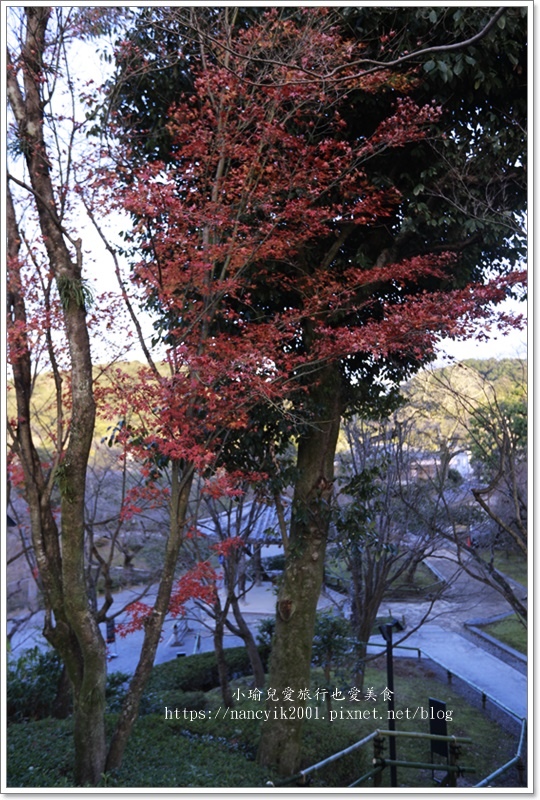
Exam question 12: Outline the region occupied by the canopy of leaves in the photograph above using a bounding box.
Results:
[108,5,527,277]
[98,8,526,475]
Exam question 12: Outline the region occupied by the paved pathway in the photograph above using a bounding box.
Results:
[9,566,528,723]
[368,624,527,720]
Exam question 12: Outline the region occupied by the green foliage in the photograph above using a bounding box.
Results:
[7,360,167,456]
[262,554,286,572]
[140,688,208,717]
[334,465,397,560]
[105,714,273,787]
[7,647,64,723]
[6,658,521,788]
[311,611,351,674]
[6,715,273,788]
[7,652,136,722]
[143,647,269,705]
[462,359,527,394]
[56,275,94,312]
[469,396,527,478]
[256,617,275,651]
[6,718,75,787]
[104,671,131,714]
[54,462,74,503]
[447,467,463,486]
[338,5,527,276]
[403,359,527,457]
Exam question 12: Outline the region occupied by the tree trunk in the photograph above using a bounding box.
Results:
[257,367,342,776]
[53,666,73,719]
[230,596,266,687]
[106,462,194,772]
[349,555,391,692]
[214,601,234,708]
[7,8,106,785]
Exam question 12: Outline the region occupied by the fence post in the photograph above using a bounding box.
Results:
[516,757,526,786]
[447,740,461,788]
[373,735,385,787]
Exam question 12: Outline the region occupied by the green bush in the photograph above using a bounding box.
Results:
[8,651,137,721]
[7,647,64,722]
[256,617,275,663]
[262,554,286,571]
[105,671,131,713]
[139,689,208,716]
[143,646,269,707]
[6,718,75,787]
[6,714,272,788]
[299,719,369,786]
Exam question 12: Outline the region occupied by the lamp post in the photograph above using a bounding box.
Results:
[379,619,403,788]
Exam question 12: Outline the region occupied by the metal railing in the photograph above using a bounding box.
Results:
[419,650,524,722]
[474,718,527,787]
[361,639,423,658]
[268,728,474,788]
[268,721,527,789]
[267,730,379,786]
[360,639,524,722]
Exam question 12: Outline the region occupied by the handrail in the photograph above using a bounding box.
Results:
[267,728,472,787]
[374,729,472,743]
[268,730,379,786]
[474,718,527,787]
[266,645,526,788]
[377,759,475,774]
[348,765,384,787]
[359,640,423,658]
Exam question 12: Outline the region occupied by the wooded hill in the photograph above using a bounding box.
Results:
[8,357,526,461]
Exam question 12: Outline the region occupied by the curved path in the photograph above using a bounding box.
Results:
[9,547,528,723]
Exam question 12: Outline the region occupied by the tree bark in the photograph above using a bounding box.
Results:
[257,365,342,775]
[214,599,235,708]
[53,666,73,719]
[106,462,194,772]
[230,596,266,687]
[7,8,107,785]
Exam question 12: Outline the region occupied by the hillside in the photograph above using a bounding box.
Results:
[7,361,168,451]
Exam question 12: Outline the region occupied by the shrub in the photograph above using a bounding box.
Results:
[106,671,131,713]
[256,617,275,663]
[262,554,286,571]
[139,689,208,716]
[7,647,64,722]
[8,651,136,721]
[142,646,268,709]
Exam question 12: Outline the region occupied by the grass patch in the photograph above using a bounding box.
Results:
[492,552,528,587]
[481,615,527,655]
[384,562,443,599]
[358,658,518,788]
[325,557,442,600]
[477,550,528,588]
[7,655,521,789]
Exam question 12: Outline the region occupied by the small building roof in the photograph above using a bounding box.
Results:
[196,500,289,545]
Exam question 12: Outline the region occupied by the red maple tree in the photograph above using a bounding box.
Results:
[99,8,525,773]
